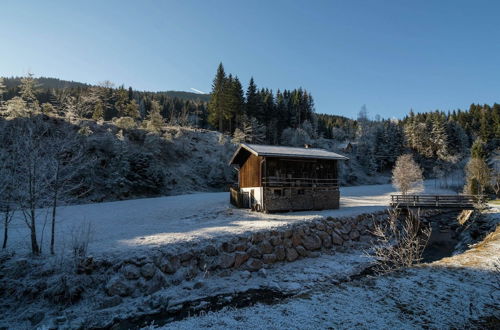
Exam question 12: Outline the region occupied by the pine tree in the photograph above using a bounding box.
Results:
[125,99,140,119]
[92,100,105,121]
[207,63,227,131]
[245,77,260,119]
[19,73,40,114]
[144,100,164,133]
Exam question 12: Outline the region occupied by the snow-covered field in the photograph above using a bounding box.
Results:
[7,181,454,256]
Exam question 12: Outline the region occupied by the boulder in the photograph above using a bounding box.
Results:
[291,233,302,247]
[218,253,235,269]
[317,231,332,248]
[349,230,360,240]
[302,234,322,250]
[295,245,309,257]
[245,258,263,271]
[122,264,141,280]
[159,256,180,274]
[286,248,298,262]
[258,240,273,254]
[247,246,262,258]
[221,242,235,253]
[204,244,218,256]
[262,253,277,264]
[270,236,282,246]
[106,276,133,297]
[331,232,344,245]
[98,296,123,309]
[234,252,249,268]
[274,246,286,261]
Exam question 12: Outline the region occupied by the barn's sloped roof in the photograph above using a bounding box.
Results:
[230,143,348,165]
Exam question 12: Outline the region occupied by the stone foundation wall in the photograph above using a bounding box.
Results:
[263,188,340,212]
[100,211,385,298]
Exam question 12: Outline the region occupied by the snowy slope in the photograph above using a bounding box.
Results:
[6,181,454,256]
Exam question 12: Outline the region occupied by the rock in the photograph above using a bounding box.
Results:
[251,232,265,243]
[204,244,218,256]
[258,240,273,254]
[286,248,298,262]
[122,264,140,280]
[262,253,277,264]
[193,280,205,289]
[218,253,235,269]
[284,238,292,248]
[180,251,193,262]
[221,242,235,253]
[234,252,249,268]
[240,270,251,279]
[295,245,309,257]
[316,223,326,231]
[318,231,332,248]
[257,268,267,278]
[55,316,67,324]
[159,256,180,274]
[331,232,343,245]
[291,233,302,247]
[270,236,282,246]
[340,226,351,235]
[247,246,262,258]
[349,230,360,240]
[274,246,286,261]
[284,229,293,238]
[235,244,247,251]
[310,251,321,258]
[98,296,123,309]
[245,258,263,271]
[76,256,94,275]
[105,276,132,297]
[302,234,322,250]
[28,311,45,326]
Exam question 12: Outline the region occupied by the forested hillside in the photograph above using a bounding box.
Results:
[0,67,499,200]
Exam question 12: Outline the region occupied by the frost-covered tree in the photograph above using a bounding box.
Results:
[280,127,311,147]
[19,73,40,114]
[0,127,17,249]
[144,100,164,133]
[392,154,423,195]
[464,158,490,197]
[232,128,247,144]
[0,77,6,101]
[243,117,266,144]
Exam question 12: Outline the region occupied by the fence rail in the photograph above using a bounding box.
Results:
[262,177,339,188]
[390,194,478,209]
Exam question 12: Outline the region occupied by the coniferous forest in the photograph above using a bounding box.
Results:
[0,63,499,203]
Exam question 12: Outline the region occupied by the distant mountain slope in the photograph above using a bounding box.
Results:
[1,76,210,102]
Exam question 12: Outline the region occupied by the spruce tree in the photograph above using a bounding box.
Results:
[207,63,227,131]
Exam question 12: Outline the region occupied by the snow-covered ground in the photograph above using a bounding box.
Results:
[146,210,500,330]
[7,181,454,256]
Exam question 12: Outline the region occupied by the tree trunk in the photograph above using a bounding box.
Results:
[2,210,8,249]
[30,208,39,254]
[50,163,60,255]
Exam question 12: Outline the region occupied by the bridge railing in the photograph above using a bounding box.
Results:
[390,194,478,208]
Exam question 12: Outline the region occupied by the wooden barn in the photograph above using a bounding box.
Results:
[229,144,348,212]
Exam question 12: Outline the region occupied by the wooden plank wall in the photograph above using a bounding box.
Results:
[240,154,262,187]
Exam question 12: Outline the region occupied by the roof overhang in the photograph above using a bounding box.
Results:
[229,143,349,166]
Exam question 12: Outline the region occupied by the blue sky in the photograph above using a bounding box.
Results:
[1,0,499,119]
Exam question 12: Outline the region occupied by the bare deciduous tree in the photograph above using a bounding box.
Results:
[392,154,423,195]
[371,208,431,273]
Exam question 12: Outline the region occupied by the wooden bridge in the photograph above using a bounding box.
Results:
[390,194,478,209]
